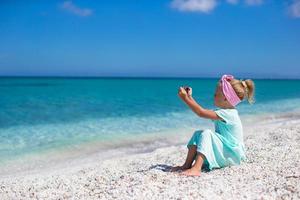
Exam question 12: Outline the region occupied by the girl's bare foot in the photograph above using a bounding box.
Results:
[170,165,190,172]
[180,168,201,176]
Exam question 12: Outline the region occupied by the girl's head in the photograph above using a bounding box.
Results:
[214,75,255,108]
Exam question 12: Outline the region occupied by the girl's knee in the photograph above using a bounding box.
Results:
[201,129,212,137]
[193,130,210,137]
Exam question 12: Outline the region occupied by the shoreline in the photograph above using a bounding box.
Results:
[0,127,195,178]
[0,112,300,199]
[1,109,298,178]
[0,111,299,175]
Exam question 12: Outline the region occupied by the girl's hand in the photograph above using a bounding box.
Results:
[178,87,189,100]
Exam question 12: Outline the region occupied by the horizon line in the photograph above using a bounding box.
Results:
[0,75,299,80]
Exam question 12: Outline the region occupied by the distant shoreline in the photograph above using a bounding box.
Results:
[0,76,299,80]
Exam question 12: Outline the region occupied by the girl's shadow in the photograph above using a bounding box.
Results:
[136,164,173,173]
[137,164,210,173]
[149,164,173,172]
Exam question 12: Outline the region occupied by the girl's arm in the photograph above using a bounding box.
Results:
[178,87,220,120]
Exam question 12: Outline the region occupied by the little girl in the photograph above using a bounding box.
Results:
[171,74,255,176]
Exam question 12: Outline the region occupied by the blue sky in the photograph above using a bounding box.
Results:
[0,0,300,78]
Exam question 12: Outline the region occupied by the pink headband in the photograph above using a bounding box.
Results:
[221,74,241,107]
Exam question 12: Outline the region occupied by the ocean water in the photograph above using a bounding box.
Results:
[0,77,300,168]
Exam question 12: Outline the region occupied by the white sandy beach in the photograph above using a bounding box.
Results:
[0,114,300,200]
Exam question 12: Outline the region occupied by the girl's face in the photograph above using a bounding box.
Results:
[214,81,226,107]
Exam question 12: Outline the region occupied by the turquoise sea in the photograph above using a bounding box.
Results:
[0,77,300,171]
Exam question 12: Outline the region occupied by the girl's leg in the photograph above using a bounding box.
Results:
[170,145,197,172]
[181,152,205,176]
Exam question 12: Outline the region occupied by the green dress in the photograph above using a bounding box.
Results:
[187,108,246,171]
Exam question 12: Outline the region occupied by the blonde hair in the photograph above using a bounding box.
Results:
[229,79,255,104]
